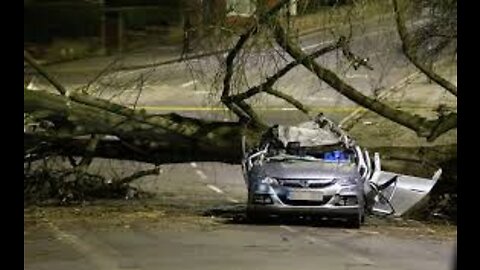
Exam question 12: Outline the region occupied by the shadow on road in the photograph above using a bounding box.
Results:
[203,204,353,229]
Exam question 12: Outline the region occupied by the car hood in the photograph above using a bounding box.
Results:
[262,161,358,179]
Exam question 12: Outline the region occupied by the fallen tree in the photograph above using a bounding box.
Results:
[25,0,456,207]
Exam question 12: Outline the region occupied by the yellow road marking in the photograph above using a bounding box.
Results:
[131,106,447,112]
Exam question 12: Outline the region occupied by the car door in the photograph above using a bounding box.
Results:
[368,154,442,216]
[369,169,442,216]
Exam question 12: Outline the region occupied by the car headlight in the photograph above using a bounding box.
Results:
[336,178,357,186]
[261,177,278,185]
[340,185,358,193]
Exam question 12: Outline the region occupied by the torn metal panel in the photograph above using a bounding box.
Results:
[369,169,441,216]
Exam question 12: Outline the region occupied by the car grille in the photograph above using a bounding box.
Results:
[279,195,333,206]
[278,179,335,189]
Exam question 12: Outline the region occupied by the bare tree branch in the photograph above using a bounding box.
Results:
[427,112,457,141]
[392,0,457,96]
[132,74,145,110]
[221,0,291,124]
[272,21,456,141]
[230,38,343,103]
[264,87,310,115]
[80,58,120,94]
[24,51,67,96]
[24,89,258,164]
[77,134,100,170]
[116,166,160,186]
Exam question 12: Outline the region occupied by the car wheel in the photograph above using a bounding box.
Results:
[246,210,267,224]
[346,212,361,229]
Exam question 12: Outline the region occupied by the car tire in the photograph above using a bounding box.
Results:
[246,210,268,224]
[361,213,366,224]
[346,212,362,229]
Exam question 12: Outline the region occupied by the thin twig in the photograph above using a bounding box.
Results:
[24,51,67,95]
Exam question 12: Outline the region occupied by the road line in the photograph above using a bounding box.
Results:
[133,105,438,112]
[301,28,393,51]
[193,90,210,94]
[207,184,225,194]
[346,74,369,79]
[280,225,298,233]
[181,80,196,88]
[44,220,123,270]
[133,106,354,112]
[227,197,240,203]
[301,41,330,50]
[301,232,376,266]
[195,169,207,180]
[189,165,240,203]
[26,77,41,90]
[304,235,317,243]
[350,255,375,266]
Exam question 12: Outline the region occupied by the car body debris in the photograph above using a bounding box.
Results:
[241,113,440,228]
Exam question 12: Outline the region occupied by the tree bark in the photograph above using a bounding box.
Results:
[272,21,456,141]
[392,0,457,96]
[25,89,266,165]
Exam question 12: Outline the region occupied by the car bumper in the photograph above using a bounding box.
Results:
[247,183,363,217]
[247,204,360,217]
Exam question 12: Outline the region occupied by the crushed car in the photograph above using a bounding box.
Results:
[241,114,441,228]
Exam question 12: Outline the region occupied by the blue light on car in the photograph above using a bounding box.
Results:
[324,150,349,162]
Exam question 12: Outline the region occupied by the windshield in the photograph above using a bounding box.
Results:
[266,148,355,163]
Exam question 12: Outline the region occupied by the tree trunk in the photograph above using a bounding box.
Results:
[24,89,266,165]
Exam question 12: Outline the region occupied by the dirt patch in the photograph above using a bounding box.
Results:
[24,202,456,241]
[364,216,456,241]
[201,204,456,240]
[24,198,232,233]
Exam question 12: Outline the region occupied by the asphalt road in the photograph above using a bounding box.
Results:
[25,162,456,270]
[24,17,456,270]
[25,223,455,270]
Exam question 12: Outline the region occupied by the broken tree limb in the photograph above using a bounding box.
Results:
[24,51,67,96]
[392,0,457,96]
[115,166,161,186]
[24,90,266,164]
[221,0,291,125]
[24,133,243,165]
[272,22,456,141]
[229,38,342,104]
[77,134,100,170]
[263,88,310,115]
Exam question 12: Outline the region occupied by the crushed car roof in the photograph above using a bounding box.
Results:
[275,122,342,147]
[267,114,353,148]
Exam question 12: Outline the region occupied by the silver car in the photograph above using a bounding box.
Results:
[242,115,441,228]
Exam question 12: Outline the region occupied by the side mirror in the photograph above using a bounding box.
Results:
[374,152,381,172]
